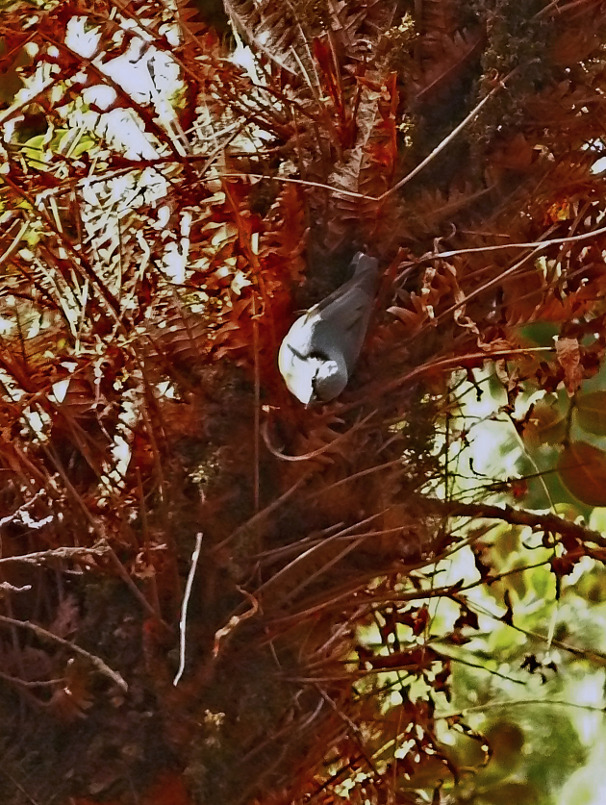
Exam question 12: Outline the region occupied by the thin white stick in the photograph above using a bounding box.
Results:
[173,531,203,686]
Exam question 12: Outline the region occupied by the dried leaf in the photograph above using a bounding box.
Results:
[557,441,606,506]
[555,337,583,393]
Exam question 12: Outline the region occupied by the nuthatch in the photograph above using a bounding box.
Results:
[278,251,378,404]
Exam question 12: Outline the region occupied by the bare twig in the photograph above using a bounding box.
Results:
[378,72,514,201]
[0,545,111,567]
[438,698,606,720]
[0,766,41,805]
[0,582,31,594]
[262,410,376,461]
[342,346,554,412]
[212,471,310,555]
[414,221,606,264]
[213,586,259,658]
[0,615,127,691]
[431,498,606,547]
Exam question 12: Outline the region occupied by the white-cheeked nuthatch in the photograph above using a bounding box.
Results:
[278,251,378,404]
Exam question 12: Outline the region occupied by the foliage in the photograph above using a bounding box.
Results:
[1,0,606,803]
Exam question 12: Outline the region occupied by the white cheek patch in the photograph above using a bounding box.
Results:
[313,359,348,401]
[283,356,320,405]
[315,360,340,383]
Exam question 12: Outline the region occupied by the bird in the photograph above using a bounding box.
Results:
[278,251,379,404]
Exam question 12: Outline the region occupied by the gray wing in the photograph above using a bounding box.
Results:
[283,252,378,367]
[312,252,378,317]
[308,255,378,367]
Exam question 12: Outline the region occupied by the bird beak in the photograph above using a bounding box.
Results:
[305,392,319,409]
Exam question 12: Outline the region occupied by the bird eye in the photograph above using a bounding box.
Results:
[288,344,306,360]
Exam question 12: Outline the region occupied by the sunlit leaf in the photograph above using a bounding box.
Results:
[21,133,50,168]
[523,396,567,447]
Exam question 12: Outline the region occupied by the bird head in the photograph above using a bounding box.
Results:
[312,356,348,402]
[278,344,348,405]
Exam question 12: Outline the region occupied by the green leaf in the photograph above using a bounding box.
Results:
[575,391,606,435]
[21,133,49,168]
[479,781,538,805]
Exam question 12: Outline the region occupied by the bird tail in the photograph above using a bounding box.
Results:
[350,251,379,293]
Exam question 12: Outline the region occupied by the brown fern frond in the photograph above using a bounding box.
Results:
[224,0,314,74]
[413,26,485,104]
